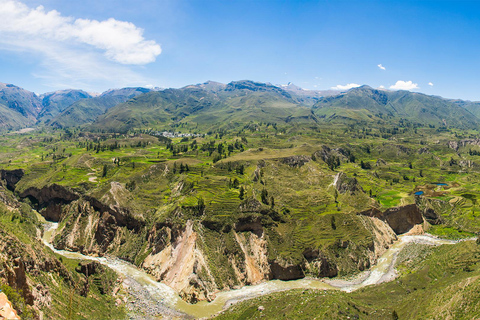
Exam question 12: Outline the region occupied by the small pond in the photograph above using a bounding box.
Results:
[414,191,424,196]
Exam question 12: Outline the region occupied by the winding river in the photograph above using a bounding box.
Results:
[42,223,464,319]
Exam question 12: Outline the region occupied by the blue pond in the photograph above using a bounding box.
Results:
[414,191,424,196]
[435,183,448,186]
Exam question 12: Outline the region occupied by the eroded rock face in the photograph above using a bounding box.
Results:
[233,230,270,285]
[359,204,425,235]
[382,205,424,234]
[313,145,353,164]
[303,248,338,278]
[280,155,311,168]
[0,293,20,320]
[0,169,24,191]
[76,261,102,277]
[447,139,480,151]
[269,260,304,280]
[416,197,448,225]
[235,216,263,237]
[142,221,217,303]
[0,229,72,318]
[20,184,79,222]
[334,172,364,194]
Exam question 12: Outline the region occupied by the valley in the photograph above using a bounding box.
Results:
[0,80,480,319]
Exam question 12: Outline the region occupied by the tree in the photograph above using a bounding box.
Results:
[232,178,239,189]
[239,186,245,200]
[392,310,399,320]
[102,164,108,177]
[261,188,269,205]
[195,197,205,216]
[331,215,336,230]
[360,160,371,170]
[236,164,245,175]
[326,154,340,171]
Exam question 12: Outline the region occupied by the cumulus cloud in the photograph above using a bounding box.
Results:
[331,83,361,90]
[0,0,161,64]
[378,85,385,89]
[0,0,162,90]
[389,80,419,90]
[377,64,386,70]
[428,82,434,86]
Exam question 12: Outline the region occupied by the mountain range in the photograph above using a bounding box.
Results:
[1,80,480,132]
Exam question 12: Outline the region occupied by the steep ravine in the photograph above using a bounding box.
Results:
[19,182,433,304]
[42,221,466,319]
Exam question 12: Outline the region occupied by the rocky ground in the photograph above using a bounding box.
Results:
[122,275,189,320]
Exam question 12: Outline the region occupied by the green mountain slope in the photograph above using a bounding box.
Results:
[0,83,42,120]
[90,80,317,132]
[0,103,35,130]
[50,87,152,128]
[313,86,480,128]
[0,83,42,130]
[453,99,480,118]
[38,89,92,123]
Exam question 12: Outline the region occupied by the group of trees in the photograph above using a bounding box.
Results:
[360,160,372,170]
[172,162,190,174]
[261,188,274,207]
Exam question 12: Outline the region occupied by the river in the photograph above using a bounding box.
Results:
[42,223,464,319]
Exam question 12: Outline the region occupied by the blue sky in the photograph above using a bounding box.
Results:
[1,0,480,100]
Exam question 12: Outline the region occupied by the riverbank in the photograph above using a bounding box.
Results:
[42,222,469,319]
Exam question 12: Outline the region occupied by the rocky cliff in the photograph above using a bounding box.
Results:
[359,204,425,235]
[0,292,20,319]
[24,181,403,303]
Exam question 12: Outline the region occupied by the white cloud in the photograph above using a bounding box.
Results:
[377,64,386,70]
[0,0,161,64]
[428,82,434,86]
[331,83,361,90]
[378,85,385,89]
[389,80,419,90]
[0,0,162,90]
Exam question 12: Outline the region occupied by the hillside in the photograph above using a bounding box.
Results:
[49,87,152,128]
[2,81,480,133]
[90,80,317,132]
[0,83,153,131]
[89,82,480,132]
[0,83,42,130]
[38,90,93,123]
[313,85,480,128]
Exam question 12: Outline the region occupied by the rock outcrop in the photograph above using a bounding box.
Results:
[0,169,24,191]
[280,155,311,168]
[303,249,338,278]
[447,139,480,151]
[382,205,424,234]
[20,184,79,221]
[0,293,20,319]
[0,227,73,319]
[333,172,364,194]
[142,221,217,303]
[416,197,448,225]
[359,204,424,234]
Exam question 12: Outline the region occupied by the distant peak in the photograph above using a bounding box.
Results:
[226,80,280,91]
[279,82,306,91]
